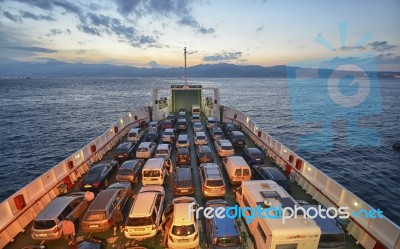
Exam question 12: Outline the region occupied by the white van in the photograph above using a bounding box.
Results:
[141,158,171,186]
[124,186,165,239]
[127,127,145,142]
[222,156,252,185]
[191,104,201,115]
[234,180,321,249]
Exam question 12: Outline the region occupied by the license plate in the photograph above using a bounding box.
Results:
[38,234,47,237]
[134,228,145,231]
[118,155,124,158]
[181,189,188,193]
[84,185,91,188]
[256,159,261,161]
[89,225,99,228]
[179,239,189,242]
[150,178,158,180]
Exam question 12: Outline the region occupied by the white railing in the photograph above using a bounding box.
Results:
[0,107,150,249]
[222,106,400,249]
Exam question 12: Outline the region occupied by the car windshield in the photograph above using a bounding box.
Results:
[143,170,160,177]
[177,179,192,188]
[85,167,103,180]
[126,216,153,226]
[84,211,106,221]
[197,135,205,139]
[177,140,187,144]
[221,145,233,150]
[171,224,195,236]
[164,131,172,136]
[118,169,133,175]
[156,149,168,154]
[115,148,128,153]
[214,131,223,135]
[207,179,224,187]
[217,236,241,247]
[33,220,56,229]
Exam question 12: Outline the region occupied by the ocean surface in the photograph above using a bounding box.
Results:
[0,78,399,225]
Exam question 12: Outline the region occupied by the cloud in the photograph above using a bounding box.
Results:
[114,0,141,16]
[46,28,63,36]
[178,16,215,34]
[20,10,55,21]
[3,11,22,22]
[376,53,400,64]
[148,60,159,68]
[368,41,396,52]
[15,0,82,15]
[339,46,366,51]
[5,46,58,53]
[203,51,243,62]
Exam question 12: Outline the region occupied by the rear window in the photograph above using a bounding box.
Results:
[217,236,241,247]
[171,224,195,236]
[207,179,224,187]
[197,135,205,139]
[214,131,223,135]
[243,169,250,176]
[176,180,192,188]
[164,131,172,136]
[83,211,106,221]
[137,147,148,152]
[156,149,168,154]
[234,134,244,139]
[118,169,133,175]
[221,145,233,150]
[143,170,160,177]
[126,216,153,226]
[33,220,56,229]
[129,133,137,137]
[320,234,345,243]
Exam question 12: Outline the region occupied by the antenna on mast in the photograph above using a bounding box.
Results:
[184,47,187,85]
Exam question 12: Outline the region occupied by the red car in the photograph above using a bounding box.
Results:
[163,120,173,129]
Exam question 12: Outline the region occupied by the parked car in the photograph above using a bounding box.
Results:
[106,182,133,198]
[145,129,160,142]
[176,134,190,148]
[242,147,265,166]
[81,185,130,232]
[191,114,201,124]
[205,199,242,249]
[227,131,246,148]
[163,197,199,249]
[79,161,118,192]
[148,120,161,130]
[177,118,187,130]
[154,143,172,159]
[214,139,235,157]
[166,114,177,125]
[116,159,144,183]
[176,147,191,165]
[31,192,87,240]
[222,123,238,137]
[173,167,195,197]
[192,122,204,132]
[210,126,224,140]
[205,117,217,129]
[194,131,207,145]
[127,128,145,142]
[162,128,178,143]
[136,142,157,159]
[196,145,214,164]
[77,238,106,249]
[124,186,165,239]
[253,166,292,193]
[163,119,174,129]
[113,142,138,162]
[199,163,226,198]
[178,109,186,116]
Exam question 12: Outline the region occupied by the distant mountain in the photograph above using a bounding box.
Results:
[0,59,398,78]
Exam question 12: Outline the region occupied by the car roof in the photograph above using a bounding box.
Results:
[147,129,158,134]
[177,147,189,154]
[204,167,222,179]
[129,128,141,132]
[261,167,287,180]
[117,142,133,149]
[120,160,139,169]
[173,202,194,225]
[196,131,205,136]
[176,167,192,180]
[198,146,211,152]
[218,139,232,145]
[231,131,244,136]
[129,192,157,217]
[88,189,119,210]
[304,205,345,234]
[138,142,153,148]
[157,144,170,149]
[246,147,262,154]
[207,117,216,121]
[212,214,240,237]
[35,196,78,220]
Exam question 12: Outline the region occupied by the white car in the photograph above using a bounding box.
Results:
[136,142,157,159]
[176,134,190,148]
[162,128,177,143]
[194,132,207,145]
[164,197,199,249]
[192,122,204,132]
[191,114,200,123]
[155,143,171,159]
[214,139,235,157]
[127,128,145,142]
[205,117,217,129]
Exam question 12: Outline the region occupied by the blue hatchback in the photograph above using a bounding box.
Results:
[205,199,242,249]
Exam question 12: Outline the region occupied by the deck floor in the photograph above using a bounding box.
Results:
[6,114,362,249]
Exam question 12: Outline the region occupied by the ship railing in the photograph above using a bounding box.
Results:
[222,106,400,249]
[0,107,151,249]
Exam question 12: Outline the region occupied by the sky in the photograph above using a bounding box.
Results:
[0,0,399,71]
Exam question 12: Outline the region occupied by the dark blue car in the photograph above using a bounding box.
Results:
[253,166,292,194]
[79,161,118,192]
[205,199,242,249]
[242,147,265,166]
